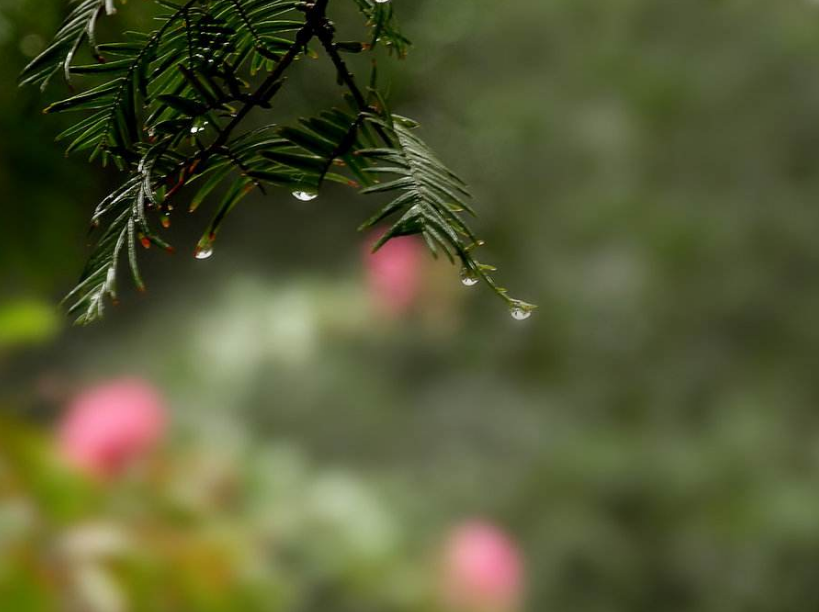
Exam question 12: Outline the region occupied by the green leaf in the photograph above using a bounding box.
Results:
[19,0,110,90]
[359,117,532,311]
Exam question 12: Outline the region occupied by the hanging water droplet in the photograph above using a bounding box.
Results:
[510,305,532,321]
[292,190,317,202]
[194,244,213,260]
[460,268,479,287]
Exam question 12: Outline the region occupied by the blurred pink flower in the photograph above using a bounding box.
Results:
[441,521,524,612]
[57,378,166,479]
[363,232,425,317]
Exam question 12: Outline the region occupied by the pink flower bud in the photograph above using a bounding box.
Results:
[363,232,425,318]
[57,378,166,479]
[441,521,525,612]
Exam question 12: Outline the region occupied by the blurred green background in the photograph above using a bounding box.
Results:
[5,0,819,610]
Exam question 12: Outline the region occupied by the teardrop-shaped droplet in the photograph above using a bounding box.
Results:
[292,190,317,202]
[510,306,532,321]
[161,215,171,229]
[460,268,479,287]
[194,244,213,260]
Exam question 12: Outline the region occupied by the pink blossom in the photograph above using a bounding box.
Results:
[441,521,524,612]
[363,232,425,317]
[57,378,166,479]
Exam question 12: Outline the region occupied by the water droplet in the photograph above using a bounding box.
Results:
[140,236,151,249]
[510,306,532,321]
[292,190,317,202]
[161,215,171,229]
[190,121,209,135]
[375,0,390,4]
[194,244,213,260]
[460,268,479,287]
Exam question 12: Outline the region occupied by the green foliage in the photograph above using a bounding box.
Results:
[21,0,532,324]
[18,0,111,90]
[0,416,427,611]
[359,117,536,316]
[350,0,410,57]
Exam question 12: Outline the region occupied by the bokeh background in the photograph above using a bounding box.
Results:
[5,0,819,610]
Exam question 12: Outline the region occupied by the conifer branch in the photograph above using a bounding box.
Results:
[21,0,535,323]
[172,0,328,195]
[315,23,392,145]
